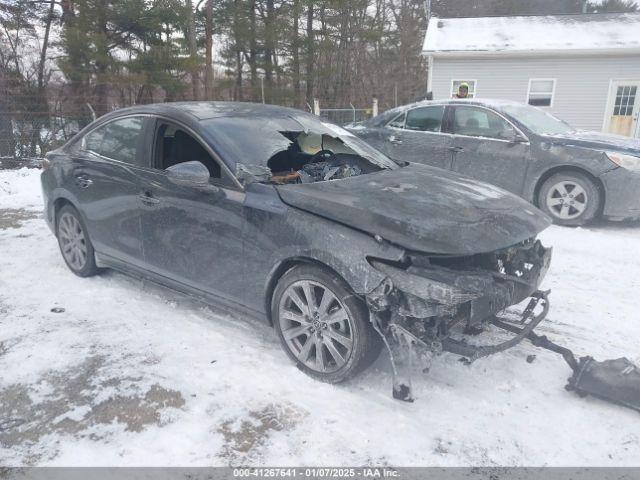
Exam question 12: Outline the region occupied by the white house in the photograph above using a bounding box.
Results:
[422,13,640,138]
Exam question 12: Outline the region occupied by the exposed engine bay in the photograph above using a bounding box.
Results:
[267,130,384,184]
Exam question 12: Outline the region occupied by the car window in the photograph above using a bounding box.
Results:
[453,106,513,140]
[153,121,237,188]
[83,117,144,164]
[502,104,573,135]
[388,112,405,129]
[405,106,445,132]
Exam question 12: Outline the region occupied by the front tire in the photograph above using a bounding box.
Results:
[538,172,601,226]
[272,264,382,384]
[56,205,99,277]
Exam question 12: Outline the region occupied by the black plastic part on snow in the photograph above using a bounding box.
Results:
[392,384,414,402]
[567,357,640,413]
[492,315,640,414]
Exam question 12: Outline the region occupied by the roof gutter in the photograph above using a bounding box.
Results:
[422,48,640,59]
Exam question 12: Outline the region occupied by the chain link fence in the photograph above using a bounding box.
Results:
[0,114,93,169]
[0,88,95,169]
[318,106,372,126]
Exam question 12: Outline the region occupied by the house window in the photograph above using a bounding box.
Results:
[614,85,637,116]
[528,79,556,107]
[451,80,476,98]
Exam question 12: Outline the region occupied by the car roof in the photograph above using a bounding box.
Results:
[363,98,525,127]
[100,101,308,122]
[399,98,524,112]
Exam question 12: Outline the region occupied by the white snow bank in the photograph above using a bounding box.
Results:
[0,167,43,211]
[1,169,639,466]
[423,13,640,54]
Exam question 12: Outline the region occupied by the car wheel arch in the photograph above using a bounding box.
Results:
[263,256,359,328]
[53,197,77,230]
[532,166,606,213]
[53,196,96,240]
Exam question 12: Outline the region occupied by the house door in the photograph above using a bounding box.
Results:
[605,81,640,138]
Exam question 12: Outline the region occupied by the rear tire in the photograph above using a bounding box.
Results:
[272,264,382,384]
[56,204,99,277]
[537,172,600,226]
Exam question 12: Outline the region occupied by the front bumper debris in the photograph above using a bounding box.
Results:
[366,240,552,402]
[493,317,640,414]
[441,290,550,362]
[567,357,640,412]
[365,236,640,413]
[371,290,550,402]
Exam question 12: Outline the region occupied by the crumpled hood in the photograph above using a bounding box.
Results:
[546,131,640,155]
[276,163,551,255]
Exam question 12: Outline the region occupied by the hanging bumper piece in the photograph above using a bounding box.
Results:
[492,313,640,414]
[376,288,640,413]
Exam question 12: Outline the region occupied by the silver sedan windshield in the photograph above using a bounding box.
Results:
[502,105,574,136]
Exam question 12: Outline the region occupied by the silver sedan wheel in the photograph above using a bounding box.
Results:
[545,181,588,220]
[278,280,354,373]
[58,212,88,271]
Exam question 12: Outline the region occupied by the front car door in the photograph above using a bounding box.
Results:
[382,105,452,169]
[448,105,531,195]
[136,118,247,306]
[68,115,150,268]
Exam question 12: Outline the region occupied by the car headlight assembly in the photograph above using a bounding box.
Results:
[606,151,640,173]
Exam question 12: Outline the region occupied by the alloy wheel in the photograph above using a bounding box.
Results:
[278,280,354,373]
[58,212,88,271]
[545,181,588,220]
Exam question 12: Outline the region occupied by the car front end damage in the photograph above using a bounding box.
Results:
[365,238,553,401]
[363,237,640,412]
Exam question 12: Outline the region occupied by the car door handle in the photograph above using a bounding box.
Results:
[388,135,403,145]
[449,146,465,153]
[139,192,160,205]
[74,174,93,188]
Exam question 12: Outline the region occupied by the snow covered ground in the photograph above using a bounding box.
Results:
[1,167,639,467]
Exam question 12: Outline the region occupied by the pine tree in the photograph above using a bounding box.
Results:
[587,0,638,12]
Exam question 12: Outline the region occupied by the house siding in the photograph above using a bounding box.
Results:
[430,55,640,132]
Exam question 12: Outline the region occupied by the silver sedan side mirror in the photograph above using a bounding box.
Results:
[503,127,527,144]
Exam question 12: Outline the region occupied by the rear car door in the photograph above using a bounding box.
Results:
[69,115,149,267]
[449,105,531,195]
[382,105,451,169]
[136,118,247,305]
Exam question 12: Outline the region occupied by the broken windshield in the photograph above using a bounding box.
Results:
[203,113,399,185]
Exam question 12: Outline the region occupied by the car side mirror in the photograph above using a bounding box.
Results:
[166,161,210,185]
[503,127,526,144]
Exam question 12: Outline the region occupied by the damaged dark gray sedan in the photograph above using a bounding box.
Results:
[41,102,553,400]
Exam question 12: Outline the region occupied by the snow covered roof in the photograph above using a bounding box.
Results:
[423,13,640,57]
